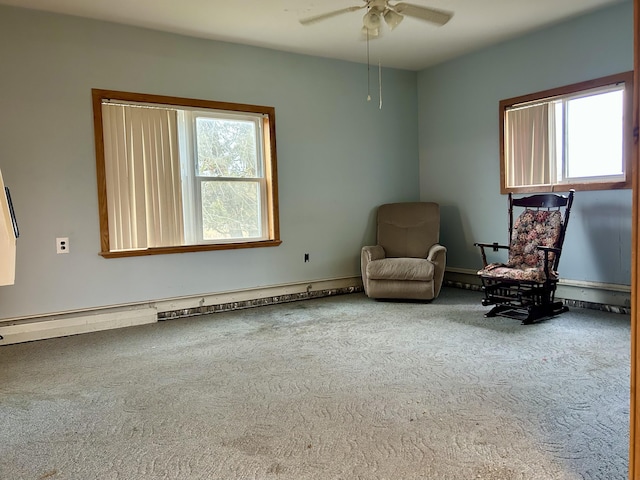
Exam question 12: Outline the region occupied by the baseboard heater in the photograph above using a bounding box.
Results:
[158,285,363,320]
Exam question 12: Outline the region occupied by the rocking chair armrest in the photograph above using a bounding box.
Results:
[536,246,561,279]
[474,242,510,250]
[536,246,561,255]
[474,242,510,267]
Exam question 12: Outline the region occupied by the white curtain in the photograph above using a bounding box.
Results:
[102,103,184,250]
[505,103,556,187]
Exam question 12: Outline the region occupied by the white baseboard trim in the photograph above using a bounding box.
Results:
[0,277,364,346]
[444,267,631,312]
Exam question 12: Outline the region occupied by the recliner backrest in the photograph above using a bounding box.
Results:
[377,202,440,258]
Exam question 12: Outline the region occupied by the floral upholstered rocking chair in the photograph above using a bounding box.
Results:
[474,190,574,324]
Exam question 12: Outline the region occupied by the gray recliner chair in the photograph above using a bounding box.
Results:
[361,202,447,301]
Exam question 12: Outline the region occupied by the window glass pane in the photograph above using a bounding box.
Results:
[200,181,261,240]
[565,90,623,178]
[196,117,258,178]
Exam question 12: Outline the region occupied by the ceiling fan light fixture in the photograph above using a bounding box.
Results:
[361,25,380,38]
[383,9,403,30]
[362,10,382,30]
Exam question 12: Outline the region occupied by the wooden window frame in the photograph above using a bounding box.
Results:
[92,89,281,258]
[499,71,634,194]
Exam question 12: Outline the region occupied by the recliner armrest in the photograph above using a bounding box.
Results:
[427,243,447,298]
[361,245,386,296]
[361,245,386,262]
[427,244,446,263]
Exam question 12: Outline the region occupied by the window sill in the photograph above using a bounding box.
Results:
[99,239,282,258]
[501,178,631,194]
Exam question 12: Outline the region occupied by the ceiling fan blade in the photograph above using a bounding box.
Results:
[299,5,365,26]
[391,3,453,26]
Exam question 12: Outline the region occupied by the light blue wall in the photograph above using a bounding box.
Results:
[0,6,419,318]
[418,1,634,286]
[1,2,632,319]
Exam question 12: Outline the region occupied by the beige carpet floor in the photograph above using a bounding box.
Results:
[0,287,630,480]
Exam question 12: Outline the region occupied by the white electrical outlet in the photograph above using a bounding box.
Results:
[56,237,69,254]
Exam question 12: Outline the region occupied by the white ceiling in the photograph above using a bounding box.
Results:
[0,0,627,70]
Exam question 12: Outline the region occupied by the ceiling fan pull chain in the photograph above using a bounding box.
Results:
[378,60,382,109]
[366,30,371,102]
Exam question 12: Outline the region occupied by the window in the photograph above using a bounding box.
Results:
[92,89,280,258]
[499,72,633,194]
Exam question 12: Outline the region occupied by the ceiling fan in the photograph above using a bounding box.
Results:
[299,0,453,38]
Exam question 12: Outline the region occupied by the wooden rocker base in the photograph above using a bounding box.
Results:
[484,301,569,325]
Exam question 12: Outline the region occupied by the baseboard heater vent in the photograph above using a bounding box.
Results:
[562,298,630,315]
[157,285,364,321]
[444,280,483,292]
